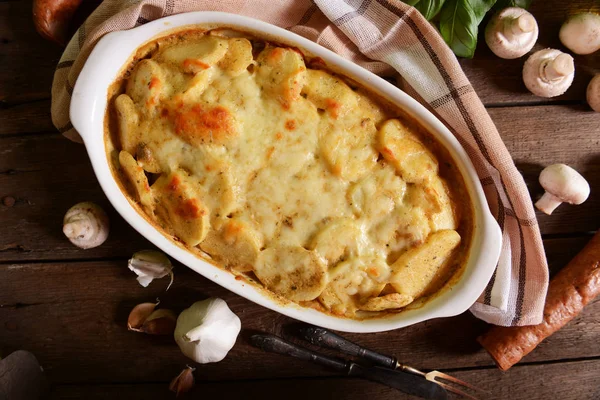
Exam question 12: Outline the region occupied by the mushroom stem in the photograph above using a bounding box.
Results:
[504,14,536,39]
[535,192,563,215]
[540,53,574,82]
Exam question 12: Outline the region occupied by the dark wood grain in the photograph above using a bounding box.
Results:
[0,99,54,136]
[0,234,597,384]
[460,0,600,106]
[489,105,600,235]
[0,134,151,262]
[48,359,600,400]
[0,1,62,104]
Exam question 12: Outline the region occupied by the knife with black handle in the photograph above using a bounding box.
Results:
[250,334,448,400]
[298,326,399,368]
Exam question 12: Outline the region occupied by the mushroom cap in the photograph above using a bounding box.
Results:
[63,201,110,249]
[586,74,600,112]
[539,164,590,205]
[485,7,539,59]
[523,49,575,98]
[559,13,600,55]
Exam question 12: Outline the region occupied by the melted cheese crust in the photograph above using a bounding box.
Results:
[106,30,471,319]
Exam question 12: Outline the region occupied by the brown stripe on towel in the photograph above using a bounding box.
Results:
[56,60,74,70]
[481,176,495,186]
[505,208,538,227]
[484,188,506,304]
[165,0,175,16]
[430,85,474,109]
[333,0,373,25]
[297,1,318,26]
[58,122,74,134]
[136,16,149,26]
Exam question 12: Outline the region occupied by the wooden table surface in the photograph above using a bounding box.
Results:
[1,1,599,399]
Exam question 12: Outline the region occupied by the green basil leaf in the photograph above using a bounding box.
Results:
[439,0,497,58]
[415,0,447,20]
[403,0,422,6]
[493,0,532,10]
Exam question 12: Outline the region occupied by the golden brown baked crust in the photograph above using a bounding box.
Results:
[105,28,473,319]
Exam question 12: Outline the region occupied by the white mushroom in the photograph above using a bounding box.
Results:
[586,74,600,112]
[523,49,575,97]
[559,13,600,55]
[485,7,539,59]
[535,164,590,215]
[63,202,109,249]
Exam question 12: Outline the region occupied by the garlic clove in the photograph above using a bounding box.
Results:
[128,250,174,289]
[127,302,158,332]
[142,309,177,335]
[127,302,177,335]
[174,298,241,364]
[169,366,195,397]
[63,202,109,249]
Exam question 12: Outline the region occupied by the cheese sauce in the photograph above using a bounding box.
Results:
[106,29,473,319]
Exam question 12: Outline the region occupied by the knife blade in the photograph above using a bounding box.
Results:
[250,334,447,400]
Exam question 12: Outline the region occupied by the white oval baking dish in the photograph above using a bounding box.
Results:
[71,11,502,333]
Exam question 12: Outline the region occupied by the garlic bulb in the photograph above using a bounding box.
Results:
[63,202,109,249]
[128,250,174,288]
[174,298,241,364]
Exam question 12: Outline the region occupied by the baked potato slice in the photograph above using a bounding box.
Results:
[126,59,166,108]
[359,293,414,311]
[406,177,457,231]
[255,246,327,302]
[378,119,438,184]
[256,46,307,109]
[309,218,365,266]
[158,35,229,73]
[370,204,431,256]
[320,118,379,181]
[200,217,263,272]
[118,150,154,210]
[319,256,390,316]
[302,69,358,119]
[348,163,406,219]
[390,229,461,298]
[152,170,210,246]
[218,38,253,76]
[114,94,141,155]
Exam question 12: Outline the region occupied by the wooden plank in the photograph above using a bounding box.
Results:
[0,99,54,136]
[1,104,597,262]
[488,105,599,235]
[459,0,600,106]
[0,236,597,384]
[0,134,151,262]
[0,1,63,103]
[0,0,598,108]
[49,359,600,399]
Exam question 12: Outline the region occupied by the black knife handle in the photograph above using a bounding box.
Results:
[349,364,448,400]
[299,326,397,369]
[250,334,349,372]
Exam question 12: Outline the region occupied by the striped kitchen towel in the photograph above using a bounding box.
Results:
[50,0,549,326]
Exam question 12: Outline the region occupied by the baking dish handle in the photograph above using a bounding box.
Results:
[70,30,129,143]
